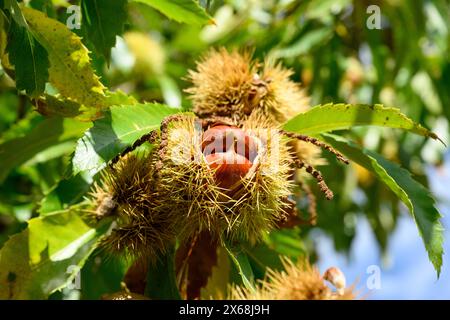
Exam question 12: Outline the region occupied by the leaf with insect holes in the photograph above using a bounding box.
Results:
[0,210,112,299]
[131,0,214,26]
[323,134,444,276]
[81,0,127,64]
[0,117,91,183]
[72,103,178,176]
[22,7,106,108]
[4,0,49,97]
[283,103,444,143]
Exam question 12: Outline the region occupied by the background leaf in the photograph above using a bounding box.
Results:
[39,173,94,216]
[323,134,444,275]
[0,117,90,183]
[81,0,127,63]
[131,0,213,26]
[0,210,111,299]
[271,28,332,59]
[224,242,255,291]
[72,103,177,176]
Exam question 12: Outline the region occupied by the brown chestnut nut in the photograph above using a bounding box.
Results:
[202,125,258,162]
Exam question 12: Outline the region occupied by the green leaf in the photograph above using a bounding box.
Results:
[22,7,106,108]
[3,0,27,27]
[0,10,7,59]
[224,242,255,291]
[81,0,127,63]
[144,246,181,299]
[0,110,42,143]
[4,1,49,96]
[81,251,130,300]
[29,0,55,17]
[0,210,112,299]
[131,0,214,26]
[242,243,284,280]
[0,117,91,183]
[265,229,307,258]
[72,103,178,176]
[323,134,444,276]
[271,28,332,59]
[283,103,443,143]
[39,172,94,216]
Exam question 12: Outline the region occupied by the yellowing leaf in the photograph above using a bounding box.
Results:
[22,7,106,108]
[0,210,112,299]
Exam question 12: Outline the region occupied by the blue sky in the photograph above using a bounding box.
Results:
[316,152,450,299]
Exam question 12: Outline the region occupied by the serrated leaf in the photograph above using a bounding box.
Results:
[105,90,138,106]
[81,0,127,63]
[37,94,94,119]
[72,103,178,176]
[22,7,106,107]
[323,134,444,276]
[0,117,91,183]
[0,210,112,299]
[200,245,230,299]
[4,1,49,96]
[175,232,218,299]
[37,90,137,121]
[283,103,443,143]
[132,0,213,26]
